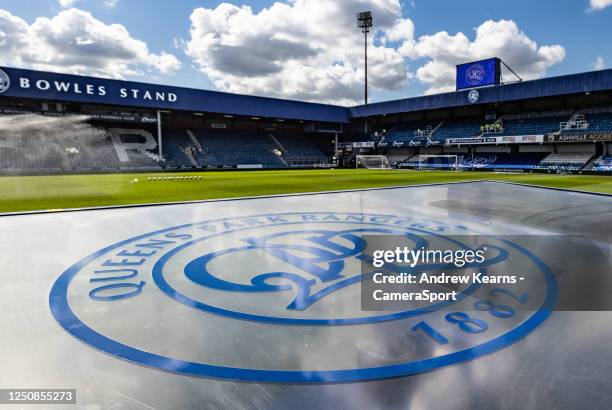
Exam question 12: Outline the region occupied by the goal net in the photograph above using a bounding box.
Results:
[417,155,459,171]
[356,155,392,169]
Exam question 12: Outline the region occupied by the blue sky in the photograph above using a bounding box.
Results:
[0,0,610,105]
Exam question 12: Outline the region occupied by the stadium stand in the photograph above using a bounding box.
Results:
[3,108,610,174]
[0,118,162,173]
[480,122,503,134]
[107,128,161,169]
[189,129,286,168]
[535,152,594,171]
[0,111,334,173]
[431,118,482,141]
[490,111,573,136]
[273,132,329,166]
[2,66,612,175]
[162,129,199,169]
[376,109,609,145]
[591,156,612,172]
[463,153,548,169]
[396,153,548,170]
[577,108,612,133]
[383,121,440,143]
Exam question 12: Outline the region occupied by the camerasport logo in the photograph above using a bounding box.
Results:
[49,212,556,383]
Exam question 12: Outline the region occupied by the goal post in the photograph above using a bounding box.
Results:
[356,155,392,169]
[417,155,459,171]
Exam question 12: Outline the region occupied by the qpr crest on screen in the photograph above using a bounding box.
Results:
[466,64,486,85]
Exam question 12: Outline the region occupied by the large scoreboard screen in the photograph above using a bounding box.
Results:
[456,58,501,90]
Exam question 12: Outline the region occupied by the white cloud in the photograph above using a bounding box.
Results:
[58,0,81,8]
[59,0,118,8]
[184,2,565,104]
[593,56,606,70]
[3,3,566,104]
[589,0,612,10]
[184,0,412,105]
[0,8,180,79]
[404,20,565,94]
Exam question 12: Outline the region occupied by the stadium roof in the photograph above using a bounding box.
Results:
[349,68,612,118]
[1,66,612,124]
[0,66,349,123]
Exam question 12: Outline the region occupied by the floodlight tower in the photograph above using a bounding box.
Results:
[356,11,373,105]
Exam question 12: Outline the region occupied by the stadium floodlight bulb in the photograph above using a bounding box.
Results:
[356,11,373,33]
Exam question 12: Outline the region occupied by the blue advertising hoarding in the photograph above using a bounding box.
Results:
[456,58,501,90]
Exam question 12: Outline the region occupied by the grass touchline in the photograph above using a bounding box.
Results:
[1,169,611,213]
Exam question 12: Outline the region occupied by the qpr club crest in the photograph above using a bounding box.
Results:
[0,69,10,93]
[465,63,485,85]
[49,212,556,383]
[468,89,480,104]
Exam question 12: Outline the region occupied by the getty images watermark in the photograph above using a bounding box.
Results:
[0,389,76,404]
[361,235,612,312]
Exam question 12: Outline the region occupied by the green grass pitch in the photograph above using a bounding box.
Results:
[0,169,610,213]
